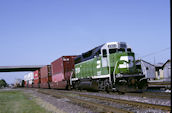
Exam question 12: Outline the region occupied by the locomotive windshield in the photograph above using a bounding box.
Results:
[127,48,132,52]
[109,48,127,54]
[109,49,117,54]
[118,48,125,52]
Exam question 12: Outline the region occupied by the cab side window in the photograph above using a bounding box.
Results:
[103,49,107,57]
[95,50,101,57]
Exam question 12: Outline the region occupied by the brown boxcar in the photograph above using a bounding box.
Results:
[50,56,77,89]
[40,65,52,88]
[33,70,41,88]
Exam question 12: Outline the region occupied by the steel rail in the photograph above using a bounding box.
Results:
[125,92,171,99]
[96,90,171,100]
[79,93,171,111]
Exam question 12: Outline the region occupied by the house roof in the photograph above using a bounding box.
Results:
[162,59,171,68]
[135,59,155,66]
[155,63,164,67]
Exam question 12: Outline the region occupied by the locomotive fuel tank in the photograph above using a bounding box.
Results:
[77,79,99,91]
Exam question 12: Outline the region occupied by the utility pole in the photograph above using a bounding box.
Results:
[154,56,156,66]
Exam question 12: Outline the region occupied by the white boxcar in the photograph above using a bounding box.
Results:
[24,74,29,81]
[28,72,34,84]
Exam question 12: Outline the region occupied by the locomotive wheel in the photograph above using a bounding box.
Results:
[104,79,112,93]
[66,84,71,90]
[73,81,79,90]
[139,79,148,90]
[66,81,71,90]
[105,85,110,93]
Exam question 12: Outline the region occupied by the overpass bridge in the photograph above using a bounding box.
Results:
[0,65,44,72]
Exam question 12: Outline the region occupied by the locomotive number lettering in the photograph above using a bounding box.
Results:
[75,68,80,74]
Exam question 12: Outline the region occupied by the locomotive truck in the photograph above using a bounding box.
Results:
[70,42,148,92]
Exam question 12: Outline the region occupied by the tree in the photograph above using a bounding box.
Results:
[14,78,23,87]
[0,79,7,88]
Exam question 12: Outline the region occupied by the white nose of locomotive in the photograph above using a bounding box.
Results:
[118,56,134,69]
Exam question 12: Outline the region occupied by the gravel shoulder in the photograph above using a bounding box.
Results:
[21,89,95,113]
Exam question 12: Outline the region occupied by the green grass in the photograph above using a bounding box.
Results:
[0,90,50,113]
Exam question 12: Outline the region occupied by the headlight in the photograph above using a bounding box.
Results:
[116,74,123,78]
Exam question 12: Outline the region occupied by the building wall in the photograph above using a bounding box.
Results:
[141,61,156,80]
[155,69,164,79]
[163,61,171,81]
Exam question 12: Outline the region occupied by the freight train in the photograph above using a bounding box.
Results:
[24,42,148,92]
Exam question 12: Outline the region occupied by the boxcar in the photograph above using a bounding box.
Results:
[33,70,41,88]
[40,65,52,88]
[50,56,77,89]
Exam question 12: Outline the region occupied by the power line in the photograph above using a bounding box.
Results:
[141,47,170,58]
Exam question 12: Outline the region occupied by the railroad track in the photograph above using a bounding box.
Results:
[71,88,171,100]
[148,81,171,85]
[148,81,171,89]
[37,89,171,113]
[95,90,171,100]
[37,89,132,113]
[55,90,171,111]
[125,92,171,100]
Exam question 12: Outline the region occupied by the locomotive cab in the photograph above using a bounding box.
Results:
[101,42,147,92]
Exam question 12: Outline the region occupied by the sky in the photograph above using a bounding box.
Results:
[0,0,170,84]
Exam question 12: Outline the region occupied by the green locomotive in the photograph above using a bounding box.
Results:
[71,42,147,92]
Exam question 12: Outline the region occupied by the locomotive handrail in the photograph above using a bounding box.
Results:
[113,60,129,75]
[70,70,74,85]
[113,60,131,82]
[113,60,120,82]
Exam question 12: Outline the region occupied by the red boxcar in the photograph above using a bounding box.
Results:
[24,81,27,87]
[33,70,41,88]
[40,65,52,88]
[50,56,77,89]
[26,81,29,88]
